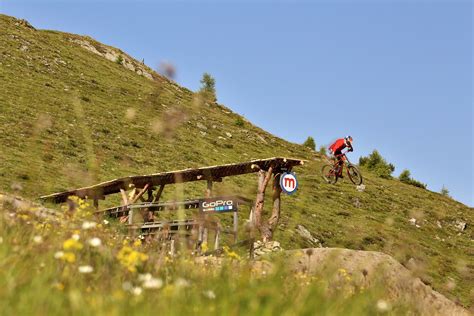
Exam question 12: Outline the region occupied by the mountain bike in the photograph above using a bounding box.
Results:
[322,153,363,185]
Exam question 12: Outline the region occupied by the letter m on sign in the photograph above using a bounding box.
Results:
[284,177,295,189]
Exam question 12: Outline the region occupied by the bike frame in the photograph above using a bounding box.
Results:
[333,153,352,169]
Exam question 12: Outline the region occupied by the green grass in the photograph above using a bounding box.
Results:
[0,14,472,309]
[0,197,410,315]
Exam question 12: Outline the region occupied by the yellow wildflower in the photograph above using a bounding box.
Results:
[62,251,76,263]
[53,282,65,291]
[63,238,83,251]
[116,246,148,273]
[223,246,241,260]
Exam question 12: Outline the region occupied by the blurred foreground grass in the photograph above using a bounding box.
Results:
[0,197,406,316]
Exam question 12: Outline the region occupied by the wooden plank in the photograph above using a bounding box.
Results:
[40,157,306,203]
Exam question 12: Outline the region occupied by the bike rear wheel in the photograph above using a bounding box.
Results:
[347,165,363,185]
[322,164,338,184]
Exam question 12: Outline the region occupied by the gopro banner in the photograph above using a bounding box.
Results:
[280,172,298,195]
[199,197,238,213]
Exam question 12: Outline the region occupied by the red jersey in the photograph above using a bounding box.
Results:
[329,138,352,153]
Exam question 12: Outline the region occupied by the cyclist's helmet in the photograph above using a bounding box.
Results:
[344,135,353,145]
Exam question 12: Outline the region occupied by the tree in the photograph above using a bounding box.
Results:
[359,150,395,179]
[440,185,450,197]
[303,136,316,151]
[199,72,217,103]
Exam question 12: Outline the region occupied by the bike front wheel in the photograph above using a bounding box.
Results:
[347,165,363,185]
[322,164,338,184]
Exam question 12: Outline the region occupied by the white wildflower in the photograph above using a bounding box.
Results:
[82,221,97,230]
[72,234,80,241]
[174,278,190,288]
[138,273,153,282]
[54,251,64,259]
[103,219,109,225]
[143,278,163,289]
[33,236,43,244]
[132,287,143,296]
[376,299,390,312]
[88,237,102,247]
[203,290,216,299]
[122,282,133,291]
[78,265,94,274]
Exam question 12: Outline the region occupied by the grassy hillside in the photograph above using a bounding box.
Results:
[0,14,472,308]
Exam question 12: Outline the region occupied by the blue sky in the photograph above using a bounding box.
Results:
[1,1,472,206]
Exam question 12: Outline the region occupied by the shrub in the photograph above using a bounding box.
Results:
[399,169,411,182]
[235,117,245,127]
[359,150,395,179]
[115,54,124,65]
[199,72,217,103]
[303,136,316,151]
[398,169,427,189]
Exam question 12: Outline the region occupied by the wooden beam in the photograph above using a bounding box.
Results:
[130,184,150,204]
[152,185,165,203]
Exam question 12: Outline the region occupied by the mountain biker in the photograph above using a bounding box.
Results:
[328,136,353,177]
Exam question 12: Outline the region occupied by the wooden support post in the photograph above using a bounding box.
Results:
[202,180,212,246]
[170,239,175,257]
[120,189,129,206]
[146,186,154,202]
[265,173,282,241]
[233,211,238,243]
[205,180,213,198]
[253,167,273,241]
[153,184,165,203]
[214,229,220,250]
[128,208,134,225]
[93,198,99,210]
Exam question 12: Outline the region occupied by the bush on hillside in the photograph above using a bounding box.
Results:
[235,117,245,127]
[398,169,427,189]
[359,150,395,179]
[319,146,327,156]
[115,54,123,65]
[303,136,316,151]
